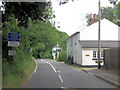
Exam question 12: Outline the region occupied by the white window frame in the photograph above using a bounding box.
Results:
[100,51,104,59]
[93,50,104,60]
[93,51,98,59]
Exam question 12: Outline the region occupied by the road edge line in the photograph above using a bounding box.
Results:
[33,57,37,74]
[34,64,37,73]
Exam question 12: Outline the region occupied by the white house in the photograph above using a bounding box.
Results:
[67,19,119,67]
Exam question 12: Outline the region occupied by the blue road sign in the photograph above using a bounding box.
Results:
[8,33,20,42]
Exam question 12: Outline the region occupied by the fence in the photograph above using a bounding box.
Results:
[104,48,120,70]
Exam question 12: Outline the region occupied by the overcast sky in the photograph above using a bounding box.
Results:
[51,0,115,36]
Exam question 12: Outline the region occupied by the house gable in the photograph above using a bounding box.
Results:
[80,19,119,41]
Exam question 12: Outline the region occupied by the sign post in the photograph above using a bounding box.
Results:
[8,50,16,56]
[8,33,20,46]
[8,33,20,62]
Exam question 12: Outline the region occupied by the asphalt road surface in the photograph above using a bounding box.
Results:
[23,59,116,89]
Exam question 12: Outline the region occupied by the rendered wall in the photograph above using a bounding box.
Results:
[67,33,82,65]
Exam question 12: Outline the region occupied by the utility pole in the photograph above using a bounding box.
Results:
[98,0,101,69]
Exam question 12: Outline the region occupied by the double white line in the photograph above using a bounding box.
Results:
[44,61,64,83]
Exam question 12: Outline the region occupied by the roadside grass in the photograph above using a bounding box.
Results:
[49,58,84,70]
[65,62,84,70]
[2,49,36,88]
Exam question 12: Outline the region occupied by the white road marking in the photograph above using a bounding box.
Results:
[58,71,61,73]
[61,87,67,88]
[41,59,43,61]
[59,74,64,83]
[45,61,57,73]
[34,64,38,73]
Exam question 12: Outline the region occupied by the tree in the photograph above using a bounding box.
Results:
[85,14,91,26]
[86,3,120,26]
[101,4,120,26]
[2,2,68,60]
[25,18,68,59]
[2,2,54,28]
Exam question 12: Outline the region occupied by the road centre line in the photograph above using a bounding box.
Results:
[58,74,64,83]
[44,61,64,83]
[45,61,57,73]
[58,71,61,73]
[61,87,67,88]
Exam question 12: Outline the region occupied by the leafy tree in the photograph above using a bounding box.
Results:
[19,18,68,59]
[2,2,55,28]
[85,14,91,26]
[101,3,120,26]
[2,15,68,61]
[86,3,120,26]
[2,1,68,60]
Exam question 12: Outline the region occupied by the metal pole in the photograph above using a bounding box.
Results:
[98,0,101,69]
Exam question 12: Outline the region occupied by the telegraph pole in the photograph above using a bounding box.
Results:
[98,0,101,69]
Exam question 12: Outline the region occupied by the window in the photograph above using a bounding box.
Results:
[93,50,104,60]
[93,51,97,58]
[75,35,77,45]
[101,51,104,59]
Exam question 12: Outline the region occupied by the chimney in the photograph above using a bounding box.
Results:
[90,14,99,25]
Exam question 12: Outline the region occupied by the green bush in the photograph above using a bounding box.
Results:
[57,50,67,62]
[2,48,36,88]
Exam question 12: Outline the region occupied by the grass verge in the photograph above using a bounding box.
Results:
[66,63,84,70]
[2,51,36,88]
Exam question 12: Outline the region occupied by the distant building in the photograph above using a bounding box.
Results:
[67,19,119,67]
[52,43,62,59]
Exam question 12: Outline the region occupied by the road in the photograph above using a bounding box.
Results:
[23,59,116,89]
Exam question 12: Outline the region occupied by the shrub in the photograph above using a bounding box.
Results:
[65,56,74,64]
[57,50,67,62]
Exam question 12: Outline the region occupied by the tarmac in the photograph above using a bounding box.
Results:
[82,67,120,88]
